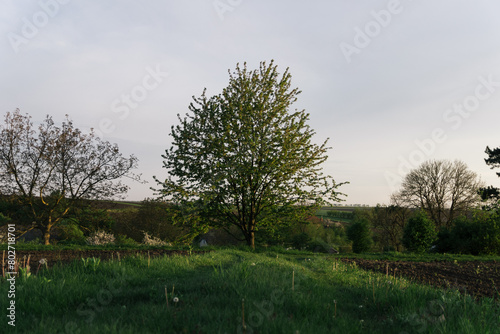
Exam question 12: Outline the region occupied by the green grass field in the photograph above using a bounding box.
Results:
[1,248,499,333]
[316,207,358,224]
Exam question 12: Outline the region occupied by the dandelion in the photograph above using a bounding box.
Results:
[251,263,256,266]
[36,258,48,275]
[173,297,179,303]
[359,305,363,309]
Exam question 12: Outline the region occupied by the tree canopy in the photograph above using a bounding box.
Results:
[155,61,345,248]
[0,110,138,244]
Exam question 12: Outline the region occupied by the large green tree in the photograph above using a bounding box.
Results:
[0,110,138,244]
[155,61,345,248]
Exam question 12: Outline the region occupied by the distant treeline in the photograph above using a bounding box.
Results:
[326,210,355,220]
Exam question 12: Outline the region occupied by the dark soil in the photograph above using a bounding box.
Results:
[340,258,500,300]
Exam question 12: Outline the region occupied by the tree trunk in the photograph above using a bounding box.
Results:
[250,231,255,250]
[245,230,255,250]
[43,225,52,245]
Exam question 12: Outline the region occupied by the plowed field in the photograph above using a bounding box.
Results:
[340,258,500,299]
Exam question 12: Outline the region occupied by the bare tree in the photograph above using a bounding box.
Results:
[394,160,483,229]
[0,110,138,244]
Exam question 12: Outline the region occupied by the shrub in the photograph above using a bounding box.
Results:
[114,234,138,246]
[142,231,168,246]
[434,227,454,253]
[57,219,86,245]
[291,232,311,249]
[435,211,500,255]
[301,220,349,250]
[402,211,437,253]
[111,199,193,244]
[347,219,372,253]
[478,212,500,255]
[86,230,115,246]
[450,217,482,254]
[74,206,115,234]
[0,212,11,224]
[306,238,340,253]
[197,226,244,246]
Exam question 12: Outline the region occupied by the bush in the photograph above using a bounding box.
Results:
[86,230,115,246]
[347,219,372,253]
[402,211,437,253]
[142,231,168,246]
[435,211,500,255]
[306,238,340,253]
[111,199,193,244]
[434,227,454,253]
[479,212,500,255]
[114,234,138,247]
[303,220,349,248]
[57,219,86,245]
[450,217,482,254]
[74,206,115,234]
[291,232,311,249]
[197,226,244,246]
[0,212,11,224]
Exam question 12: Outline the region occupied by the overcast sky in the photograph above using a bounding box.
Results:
[2,0,500,205]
